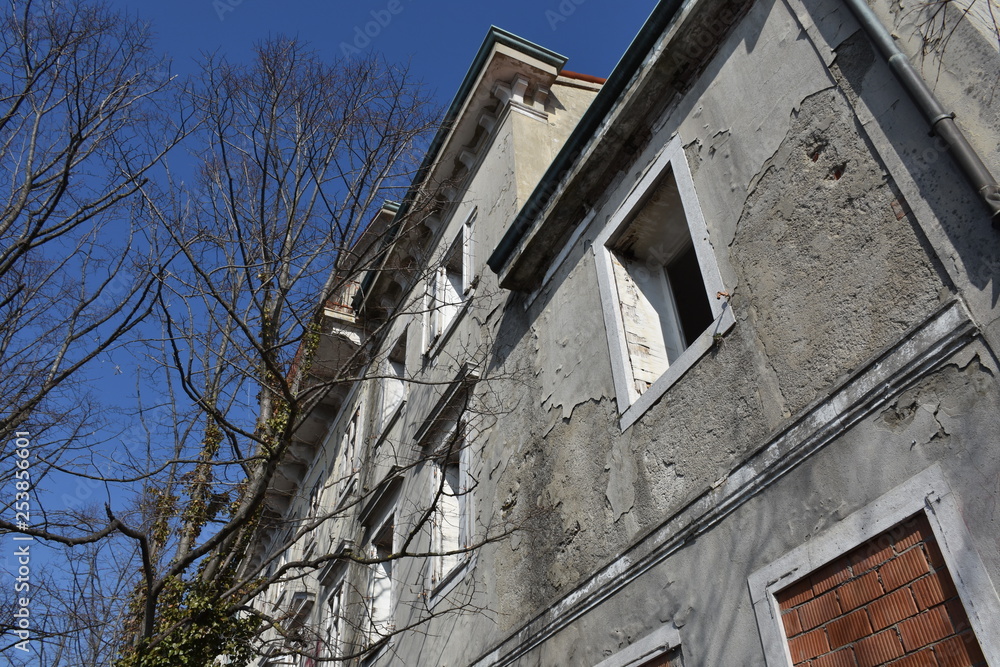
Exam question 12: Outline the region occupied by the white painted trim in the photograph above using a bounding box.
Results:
[426,552,478,610]
[748,463,1000,667]
[412,362,480,444]
[593,624,682,667]
[619,305,735,431]
[593,134,734,427]
[420,382,479,606]
[425,288,475,361]
[425,209,478,360]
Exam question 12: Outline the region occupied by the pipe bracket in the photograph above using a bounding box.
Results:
[928,112,956,134]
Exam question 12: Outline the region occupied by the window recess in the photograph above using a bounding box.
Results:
[426,209,477,355]
[594,134,733,429]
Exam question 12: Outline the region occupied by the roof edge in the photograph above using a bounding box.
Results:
[486,1,680,284]
[353,27,566,311]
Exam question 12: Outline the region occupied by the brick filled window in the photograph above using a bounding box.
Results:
[636,653,676,667]
[775,514,985,667]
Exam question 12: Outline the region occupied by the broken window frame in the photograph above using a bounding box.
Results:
[593,134,734,430]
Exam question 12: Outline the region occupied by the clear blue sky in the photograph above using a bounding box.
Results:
[111,0,659,104]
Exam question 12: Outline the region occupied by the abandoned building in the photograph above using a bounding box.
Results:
[245,0,1000,663]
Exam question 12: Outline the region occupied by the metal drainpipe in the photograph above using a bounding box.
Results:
[843,0,1000,227]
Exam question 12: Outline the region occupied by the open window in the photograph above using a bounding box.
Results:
[320,581,345,661]
[429,426,472,590]
[594,135,733,429]
[375,330,407,435]
[335,409,361,507]
[366,515,395,645]
[414,366,479,603]
[317,551,351,663]
[426,209,476,353]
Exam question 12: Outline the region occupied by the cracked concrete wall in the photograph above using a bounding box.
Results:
[426,0,1000,663]
[365,0,1000,663]
[516,344,1000,667]
[786,0,1000,350]
[476,0,951,631]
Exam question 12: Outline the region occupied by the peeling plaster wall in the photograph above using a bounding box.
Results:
[783,0,1000,350]
[510,345,1000,667]
[373,68,607,667]
[480,0,950,630]
[442,0,1000,663]
[727,86,947,412]
[355,0,1000,664]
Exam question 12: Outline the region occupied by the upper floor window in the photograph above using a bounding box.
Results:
[375,330,407,435]
[426,209,476,353]
[319,580,345,661]
[335,409,361,506]
[594,135,734,429]
[414,367,479,603]
[429,422,473,590]
[316,551,351,665]
[366,514,395,646]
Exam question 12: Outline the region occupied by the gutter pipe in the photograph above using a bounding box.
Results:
[843,0,1000,226]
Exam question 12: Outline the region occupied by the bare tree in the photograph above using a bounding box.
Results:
[0,0,180,440]
[0,3,524,662]
[111,34,517,666]
[0,0,182,660]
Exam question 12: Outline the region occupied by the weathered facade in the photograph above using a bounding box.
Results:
[248,0,1000,664]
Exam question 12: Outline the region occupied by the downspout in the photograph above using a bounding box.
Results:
[843,0,1000,227]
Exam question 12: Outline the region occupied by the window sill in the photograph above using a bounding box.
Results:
[359,637,394,667]
[425,291,474,362]
[426,552,476,609]
[618,304,735,431]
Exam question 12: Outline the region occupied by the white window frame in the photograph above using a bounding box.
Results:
[365,510,396,647]
[748,464,1000,667]
[319,580,345,661]
[335,409,362,508]
[316,550,351,664]
[425,208,477,356]
[307,467,326,518]
[375,330,408,438]
[593,624,683,667]
[426,418,475,604]
[413,366,479,605]
[593,134,734,430]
